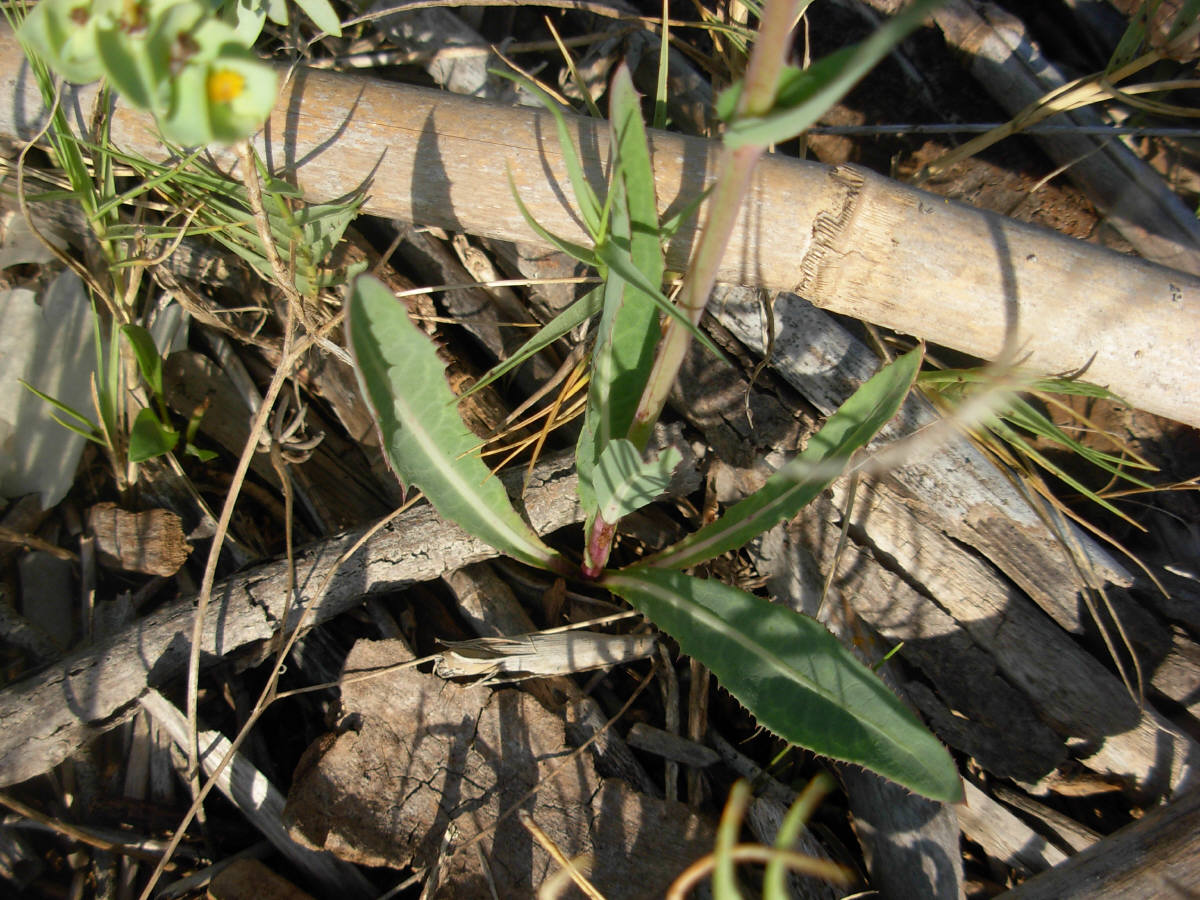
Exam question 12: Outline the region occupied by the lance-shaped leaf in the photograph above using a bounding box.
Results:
[348,274,565,573]
[576,65,666,517]
[604,568,963,803]
[594,439,682,523]
[646,346,921,570]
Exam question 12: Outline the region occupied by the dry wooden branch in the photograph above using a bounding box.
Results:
[0,24,1196,428]
[0,452,585,788]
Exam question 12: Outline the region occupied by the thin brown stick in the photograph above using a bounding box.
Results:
[0,792,177,867]
[518,810,604,900]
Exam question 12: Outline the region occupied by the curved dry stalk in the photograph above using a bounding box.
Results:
[665,845,853,899]
[917,18,1200,183]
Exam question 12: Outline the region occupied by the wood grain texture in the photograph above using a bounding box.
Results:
[0,24,1197,427]
[1000,787,1200,898]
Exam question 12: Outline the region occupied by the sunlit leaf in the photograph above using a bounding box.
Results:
[347,274,566,573]
[292,0,341,35]
[604,568,962,803]
[594,439,682,522]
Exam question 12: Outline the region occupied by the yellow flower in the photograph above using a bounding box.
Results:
[206,67,245,104]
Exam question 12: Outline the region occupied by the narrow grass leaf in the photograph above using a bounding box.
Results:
[594,439,682,522]
[721,0,944,149]
[460,285,603,401]
[348,275,565,572]
[647,346,921,569]
[764,774,836,900]
[18,380,103,441]
[604,568,962,803]
[493,69,602,235]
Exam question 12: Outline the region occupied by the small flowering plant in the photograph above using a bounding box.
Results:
[17,0,338,145]
[348,0,964,803]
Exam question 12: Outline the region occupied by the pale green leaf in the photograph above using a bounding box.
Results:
[604,568,962,803]
[594,439,682,522]
[347,274,565,573]
[293,0,341,36]
[647,346,921,569]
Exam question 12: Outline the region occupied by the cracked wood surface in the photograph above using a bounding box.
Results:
[0,454,584,787]
[0,23,1197,427]
[284,638,716,898]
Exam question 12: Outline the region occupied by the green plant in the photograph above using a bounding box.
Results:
[16,0,341,146]
[21,316,216,469]
[348,0,961,803]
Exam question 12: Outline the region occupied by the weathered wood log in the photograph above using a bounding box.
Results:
[0,24,1197,428]
[999,787,1200,898]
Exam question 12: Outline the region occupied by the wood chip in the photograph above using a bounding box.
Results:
[86,502,191,577]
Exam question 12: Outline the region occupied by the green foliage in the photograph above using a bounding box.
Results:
[576,66,670,565]
[348,2,961,802]
[100,144,366,297]
[594,439,682,523]
[648,347,922,570]
[347,276,568,574]
[16,0,340,145]
[604,568,962,803]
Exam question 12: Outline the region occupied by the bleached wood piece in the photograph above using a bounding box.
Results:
[929,0,1200,276]
[1,25,1197,428]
